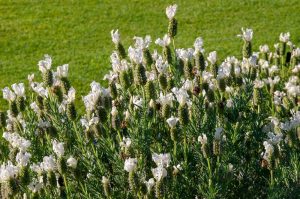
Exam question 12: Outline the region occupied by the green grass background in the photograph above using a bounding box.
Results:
[1,0,300,109]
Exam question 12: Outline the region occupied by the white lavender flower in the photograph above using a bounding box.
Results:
[56,64,69,78]
[214,127,223,140]
[207,51,217,65]
[152,153,171,167]
[111,29,120,44]
[28,179,43,193]
[38,54,52,73]
[133,35,151,49]
[152,166,167,181]
[120,137,132,149]
[0,161,19,183]
[279,32,290,43]
[166,116,179,128]
[124,158,138,172]
[2,87,16,101]
[67,156,78,169]
[166,4,177,20]
[52,140,65,157]
[12,83,25,97]
[155,34,171,47]
[144,178,155,192]
[259,44,269,53]
[40,155,56,172]
[237,28,253,42]
[194,37,204,53]
[198,134,208,145]
[16,151,32,167]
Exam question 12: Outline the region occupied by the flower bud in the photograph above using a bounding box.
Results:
[218,78,226,92]
[47,171,57,187]
[43,70,53,87]
[67,103,77,121]
[168,18,177,38]
[145,81,157,100]
[0,111,6,128]
[162,104,171,119]
[184,60,194,79]
[143,48,153,67]
[159,74,168,91]
[120,71,131,90]
[176,58,184,75]
[206,89,215,103]
[60,77,71,94]
[195,52,206,71]
[9,101,18,117]
[163,46,172,64]
[52,86,64,103]
[178,105,189,126]
[116,43,127,59]
[20,166,30,186]
[167,77,175,91]
[155,180,162,199]
[129,171,137,193]
[213,140,221,156]
[97,106,108,123]
[243,41,252,58]
[134,64,147,86]
[102,176,110,197]
[109,83,118,99]
[58,157,68,174]
[16,96,26,112]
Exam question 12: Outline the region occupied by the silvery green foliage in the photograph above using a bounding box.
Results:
[0,4,300,199]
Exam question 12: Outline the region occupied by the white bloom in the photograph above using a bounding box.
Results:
[273,91,285,105]
[28,179,43,193]
[128,46,143,64]
[144,178,155,192]
[38,54,52,73]
[214,127,223,140]
[67,156,78,169]
[263,141,274,161]
[102,176,110,185]
[56,64,69,78]
[2,132,31,151]
[132,96,143,108]
[155,34,171,47]
[237,28,253,42]
[111,29,120,44]
[31,83,48,98]
[152,166,167,181]
[120,137,132,149]
[172,87,189,106]
[166,4,177,19]
[158,92,174,106]
[198,134,207,145]
[259,44,269,53]
[207,51,217,65]
[16,151,31,167]
[155,55,169,74]
[12,83,25,97]
[194,37,204,52]
[2,87,16,101]
[292,64,300,73]
[133,35,151,49]
[30,163,43,174]
[292,48,300,58]
[226,99,234,108]
[166,116,179,128]
[0,161,19,182]
[124,158,137,172]
[173,164,182,175]
[279,32,290,43]
[30,102,40,114]
[267,132,283,145]
[52,140,64,157]
[66,87,76,103]
[254,79,265,89]
[40,155,56,172]
[111,106,118,117]
[152,153,171,167]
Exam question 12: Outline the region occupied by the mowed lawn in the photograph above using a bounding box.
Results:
[0,0,300,108]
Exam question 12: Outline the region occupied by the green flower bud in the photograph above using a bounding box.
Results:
[129,171,137,193]
[47,125,58,137]
[280,42,286,56]
[36,95,44,110]
[162,104,171,119]
[20,166,30,185]
[176,58,184,75]
[170,127,178,142]
[0,111,6,128]
[67,103,77,121]
[145,81,157,100]
[168,18,177,38]
[213,140,221,156]
[7,178,19,197]
[103,96,112,110]
[250,68,257,81]
[120,71,131,90]
[218,78,226,92]
[109,83,118,99]
[184,60,193,79]
[211,64,218,78]
[43,70,53,87]
[60,77,71,94]
[47,171,57,187]
[195,52,206,71]
[179,105,189,126]
[163,46,172,64]
[202,82,209,92]
[235,76,243,86]
[9,101,18,117]
[243,41,252,58]
[16,96,26,112]
[97,106,108,123]
[206,89,215,103]
[134,64,147,86]
[159,74,168,91]
[143,48,153,67]
[58,157,68,174]
[116,43,127,59]
[155,180,162,199]
[167,77,175,91]
[53,86,64,103]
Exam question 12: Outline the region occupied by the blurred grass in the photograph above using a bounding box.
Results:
[0,0,300,109]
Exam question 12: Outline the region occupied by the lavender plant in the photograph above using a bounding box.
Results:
[0,4,300,199]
